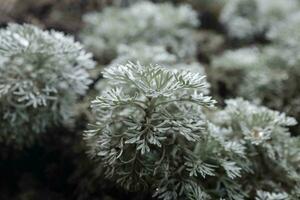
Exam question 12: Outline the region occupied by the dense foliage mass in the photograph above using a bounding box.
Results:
[0,1,299,200]
[80,1,199,61]
[220,0,300,40]
[213,99,300,199]
[211,9,300,132]
[85,63,300,199]
[0,24,95,147]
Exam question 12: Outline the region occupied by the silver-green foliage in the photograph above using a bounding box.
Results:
[0,23,95,147]
[85,62,256,199]
[211,11,300,122]
[213,7,300,117]
[213,98,299,199]
[210,47,287,103]
[109,43,177,67]
[95,43,207,95]
[95,42,207,92]
[263,11,300,119]
[81,1,199,60]
[267,11,300,67]
[220,0,299,40]
[268,11,300,47]
[108,43,206,75]
[255,190,289,200]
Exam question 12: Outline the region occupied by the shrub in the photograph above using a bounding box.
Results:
[80,1,199,61]
[209,47,287,103]
[0,23,95,147]
[220,0,299,40]
[85,62,300,199]
[210,26,300,130]
[108,42,206,74]
[212,98,300,199]
[85,62,263,199]
[95,43,207,93]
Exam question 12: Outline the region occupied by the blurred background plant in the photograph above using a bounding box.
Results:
[210,6,300,134]
[80,1,199,63]
[220,0,300,41]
